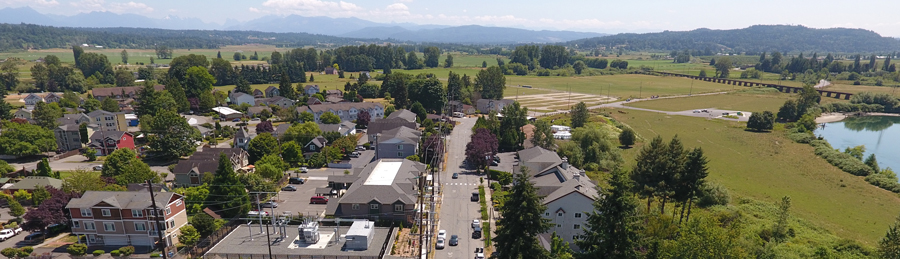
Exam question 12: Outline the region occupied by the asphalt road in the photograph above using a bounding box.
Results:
[435,117,484,259]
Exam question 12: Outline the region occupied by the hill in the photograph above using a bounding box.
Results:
[0,7,221,30]
[342,25,605,44]
[569,25,900,53]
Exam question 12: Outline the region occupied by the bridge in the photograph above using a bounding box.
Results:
[653,71,854,99]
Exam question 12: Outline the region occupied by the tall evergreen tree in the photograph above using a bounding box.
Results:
[166,79,190,113]
[234,74,251,94]
[677,147,709,223]
[393,78,409,109]
[659,135,686,213]
[577,168,641,259]
[217,51,222,59]
[884,56,892,72]
[446,71,462,101]
[631,136,666,212]
[207,152,251,218]
[494,167,551,259]
[279,73,296,99]
[881,214,900,259]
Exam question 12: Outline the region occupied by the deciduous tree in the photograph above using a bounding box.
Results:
[148,109,201,159]
[570,102,589,128]
[0,122,57,156]
[34,102,63,129]
[102,148,160,184]
[101,97,120,112]
[531,120,555,150]
[746,111,775,131]
[465,128,498,170]
[22,187,80,232]
[248,133,279,164]
[178,226,201,246]
[476,66,506,100]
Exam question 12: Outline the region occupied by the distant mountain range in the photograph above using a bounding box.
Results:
[0,6,603,44]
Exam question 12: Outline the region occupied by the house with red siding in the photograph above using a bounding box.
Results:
[87,131,135,155]
[66,191,187,252]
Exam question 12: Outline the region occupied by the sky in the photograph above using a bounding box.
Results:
[4,0,900,36]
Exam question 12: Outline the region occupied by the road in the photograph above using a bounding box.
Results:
[434,117,483,259]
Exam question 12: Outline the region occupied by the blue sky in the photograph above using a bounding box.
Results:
[4,0,900,36]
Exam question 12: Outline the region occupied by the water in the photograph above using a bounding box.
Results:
[815,116,900,173]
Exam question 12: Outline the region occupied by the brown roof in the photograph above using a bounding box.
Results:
[92,85,164,98]
[368,119,417,137]
[172,148,246,175]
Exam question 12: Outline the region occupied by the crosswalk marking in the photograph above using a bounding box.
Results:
[444,183,479,186]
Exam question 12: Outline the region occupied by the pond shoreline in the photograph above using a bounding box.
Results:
[815,112,900,124]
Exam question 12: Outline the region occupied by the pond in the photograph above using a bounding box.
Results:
[815,116,900,173]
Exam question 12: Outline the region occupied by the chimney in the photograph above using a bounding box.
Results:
[573,171,580,181]
[561,157,569,170]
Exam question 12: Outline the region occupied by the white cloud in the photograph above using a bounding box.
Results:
[0,0,59,7]
[260,0,361,17]
[70,0,154,14]
[394,0,413,2]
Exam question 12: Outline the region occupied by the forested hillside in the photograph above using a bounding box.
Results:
[569,25,900,54]
[0,23,379,52]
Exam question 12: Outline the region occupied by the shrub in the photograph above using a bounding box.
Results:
[787,132,815,143]
[150,253,161,258]
[1,248,17,259]
[67,243,88,256]
[21,247,33,255]
[697,183,730,207]
[93,250,105,256]
[119,246,135,256]
[809,140,874,176]
[110,250,120,256]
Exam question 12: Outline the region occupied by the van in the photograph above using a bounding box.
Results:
[310,196,328,204]
[471,192,479,202]
[453,112,464,118]
[23,233,45,244]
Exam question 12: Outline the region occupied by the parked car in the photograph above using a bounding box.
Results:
[300,167,309,173]
[232,118,241,122]
[310,196,328,204]
[436,238,445,249]
[438,230,447,240]
[475,247,485,259]
[250,118,260,121]
[471,192,479,202]
[261,201,278,208]
[693,110,700,113]
[452,173,459,179]
[356,146,366,151]
[349,152,360,158]
[289,177,306,184]
[449,235,459,246]
[0,229,17,241]
[248,211,269,217]
[472,219,480,229]
[472,229,482,239]
[282,185,297,191]
[93,165,103,171]
[22,233,45,244]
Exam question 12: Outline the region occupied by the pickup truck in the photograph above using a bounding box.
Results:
[0,227,23,241]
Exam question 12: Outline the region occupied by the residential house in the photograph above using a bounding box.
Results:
[252,89,265,98]
[13,108,32,120]
[449,101,476,115]
[255,96,296,109]
[325,159,423,224]
[173,148,249,187]
[57,113,91,126]
[247,106,272,118]
[303,85,320,96]
[366,119,418,143]
[194,126,212,138]
[87,131,135,155]
[55,123,98,152]
[305,136,328,153]
[324,67,338,75]
[318,121,356,136]
[23,93,44,105]
[272,124,290,141]
[325,95,344,104]
[515,147,598,249]
[43,92,62,103]
[325,89,343,97]
[307,96,324,105]
[87,110,127,131]
[233,127,256,150]
[386,109,417,123]
[4,176,63,194]
[92,85,164,101]
[230,92,255,106]
[475,99,515,114]
[265,86,280,98]
[376,127,420,159]
[212,107,244,120]
[298,102,384,123]
[66,191,187,251]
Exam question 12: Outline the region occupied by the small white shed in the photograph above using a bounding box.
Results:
[345,220,375,250]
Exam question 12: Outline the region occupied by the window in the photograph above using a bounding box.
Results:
[134,223,146,231]
[166,207,171,215]
[80,208,93,217]
[574,224,581,229]
[168,220,175,228]
[398,152,403,157]
[573,235,579,240]
[352,204,360,210]
[558,212,563,217]
[398,145,403,150]
[370,204,379,210]
[574,213,582,218]
[101,209,111,216]
[176,200,183,206]
[394,204,404,211]
[545,213,550,216]
[84,222,96,230]
[132,210,143,218]
[103,223,115,232]
[557,224,561,228]
[73,221,80,228]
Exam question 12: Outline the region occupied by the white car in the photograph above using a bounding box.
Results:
[436,238,445,249]
[437,229,446,240]
[472,219,480,229]
[474,247,485,259]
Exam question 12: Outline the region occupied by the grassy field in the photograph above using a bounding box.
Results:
[505,74,733,98]
[607,108,900,244]
[624,90,794,112]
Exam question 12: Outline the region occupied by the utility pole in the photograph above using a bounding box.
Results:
[639,81,643,99]
[147,180,168,259]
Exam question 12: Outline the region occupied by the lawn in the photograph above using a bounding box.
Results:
[505,74,733,99]
[624,91,794,112]
[608,108,900,245]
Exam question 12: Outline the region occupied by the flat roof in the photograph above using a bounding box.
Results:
[212,107,242,115]
[363,161,402,186]
[205,225,390,258]
[347,221,374,236]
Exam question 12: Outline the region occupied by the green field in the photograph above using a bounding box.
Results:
[505,74,733,98]
[608,109,900,244]
[624,91,794,112]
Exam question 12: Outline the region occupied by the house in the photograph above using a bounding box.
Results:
[87,131,135,155]
[376,127,420,159]
[87,110,128,131]
[475,99,515,114]
[92,85,164,101]
[212,107,243,120]
[230,92,255,106]
[515,147,598,249]
[449,101,476,115]
[272,124,290,141]
[307,96,324,105]
[43,92,62,103]
[366,119,418,143]
[303,85,320,96]
[325,159,423,224]
[173,148,249,187]
[194,126,212,138]
[255,96,296,109]
[13,108,32,120]
[233,127,255,150]
[298,102,384,123]
[318,121,356,136]
[324,67,338,75]
[325,95,344,103]
[66,191,187,251]
[386,109,417,123]
[55,123,98,152]
[23,93,44,105]
[305,136,328,153]
[5,176,62,194]
[247,106,272,118]
[265,86,280,98]
[252,89,265,98]
[57,113,91,126]
[325,89,343,97]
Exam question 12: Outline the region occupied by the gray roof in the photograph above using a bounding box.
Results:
[367,119,417,137]
[247,106,271,114]
[378,126,420,145]
[273,123,290,138]
[386,109,417,123]
[301,102,383,114]
[56,113,88,125]
[232,92,252,99]
[516,147,599,204]
[337,159,424,205]
[306,136,327,149]
[194,126,212,135]
[173,148,246,175]
[66,191,178,209]
[518,146,563,176]
[89,131,128,143]
[266,86,278,92]
[235,127,255,139]
[87,109,114,117]
[318,121,356,133]
[304,85,319,91]
[9,176,62,190]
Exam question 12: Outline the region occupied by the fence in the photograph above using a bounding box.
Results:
[377,224,396,259]
[52,150,81,161]
[182,215,242,258]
